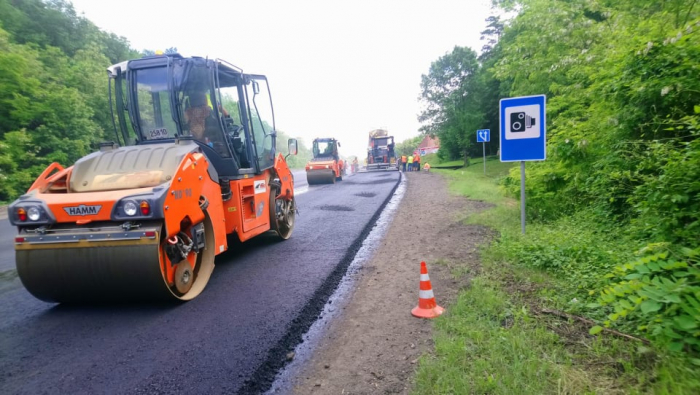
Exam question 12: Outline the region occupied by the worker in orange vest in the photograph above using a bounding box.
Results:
[401,154,407,171]
[413,152,421,172]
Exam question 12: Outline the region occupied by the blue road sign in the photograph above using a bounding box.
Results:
[499,95,546,162]
[476,129,490,143]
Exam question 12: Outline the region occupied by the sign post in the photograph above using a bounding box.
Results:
[476,129,490,174]
[499,95,547,234]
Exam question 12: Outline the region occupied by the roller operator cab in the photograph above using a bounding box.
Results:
[8,54,298,303]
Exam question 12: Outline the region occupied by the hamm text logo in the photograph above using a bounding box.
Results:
[63,205,102,216]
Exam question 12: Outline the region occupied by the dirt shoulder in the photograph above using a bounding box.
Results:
[292,171,494,394]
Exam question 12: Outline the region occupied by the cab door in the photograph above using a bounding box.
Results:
[244,75,276,172]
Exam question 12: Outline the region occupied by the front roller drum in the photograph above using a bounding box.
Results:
[306,169,336,185]
[15,215,216,303]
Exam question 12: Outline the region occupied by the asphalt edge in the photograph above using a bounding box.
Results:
[237,171,404,395]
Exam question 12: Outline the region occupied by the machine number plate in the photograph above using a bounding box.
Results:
[147,128,170,140]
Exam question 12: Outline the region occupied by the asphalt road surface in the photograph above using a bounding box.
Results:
[0,169,400,394]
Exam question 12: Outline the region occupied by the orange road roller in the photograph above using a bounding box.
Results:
[8,53,298,303]
[305,138,345,184]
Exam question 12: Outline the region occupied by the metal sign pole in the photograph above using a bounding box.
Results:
[520,161,526,234]
[483,142,486,174]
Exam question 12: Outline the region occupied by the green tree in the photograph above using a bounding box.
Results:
[0,1,143,201]
[419,46,485,163]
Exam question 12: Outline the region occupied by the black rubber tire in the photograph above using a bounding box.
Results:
[269,186,295,240]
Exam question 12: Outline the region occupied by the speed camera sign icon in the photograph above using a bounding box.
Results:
[505,104,541,140]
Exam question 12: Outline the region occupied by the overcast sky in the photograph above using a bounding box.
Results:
[70,0,494,158]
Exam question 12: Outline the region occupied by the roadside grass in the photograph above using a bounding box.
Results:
[427,154,500,169]
[420,153,441,166]
[433,159,464,168]
[413,163,699,394]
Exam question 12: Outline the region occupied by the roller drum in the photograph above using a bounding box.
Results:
[306,169,335,185]
[15,216,215,303]
[16,241,170,303]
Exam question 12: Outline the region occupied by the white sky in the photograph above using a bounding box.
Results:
[70,0,494,158]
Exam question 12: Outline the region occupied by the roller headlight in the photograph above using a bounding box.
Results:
[124,201,138,216]
[8,200,54,226]
[27,206,41,221]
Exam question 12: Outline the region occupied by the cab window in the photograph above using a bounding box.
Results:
[133,68,178,141]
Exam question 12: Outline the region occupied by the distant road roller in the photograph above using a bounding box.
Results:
[8,53,298,303]
[305,138,345,184]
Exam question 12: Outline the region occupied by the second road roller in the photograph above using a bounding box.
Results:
[7,53,298,303]
[305,137,345,184]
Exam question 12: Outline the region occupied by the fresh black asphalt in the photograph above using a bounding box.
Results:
[0,170,401,394]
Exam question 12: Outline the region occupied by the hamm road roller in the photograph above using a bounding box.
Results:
[8,53,298,303]
[305,138,345,184]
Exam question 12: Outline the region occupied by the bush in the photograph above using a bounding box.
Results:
[594,244,700,358]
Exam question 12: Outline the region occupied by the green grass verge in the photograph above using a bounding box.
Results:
[413,164,699,394]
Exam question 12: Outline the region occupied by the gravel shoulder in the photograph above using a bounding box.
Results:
[293,171,494,394]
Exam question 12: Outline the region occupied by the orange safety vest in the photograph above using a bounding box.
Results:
[401,155,407,162]
[414,155,420,163]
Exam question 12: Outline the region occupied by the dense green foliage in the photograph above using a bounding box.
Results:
[420,0,699,360]
[594,245,700,357]
[395,135,423,157]
[0,0,139,201]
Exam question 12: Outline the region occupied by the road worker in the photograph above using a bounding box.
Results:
[407,154,414,172]
[401,154,407,171]
[413,153,421,172]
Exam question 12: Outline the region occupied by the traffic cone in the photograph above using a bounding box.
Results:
[411,261,445,319]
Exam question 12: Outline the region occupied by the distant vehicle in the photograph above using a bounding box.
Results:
[366,129,398,171]
[305,138,345,184]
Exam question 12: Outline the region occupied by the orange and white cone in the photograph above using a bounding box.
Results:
[411,261,445,319]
